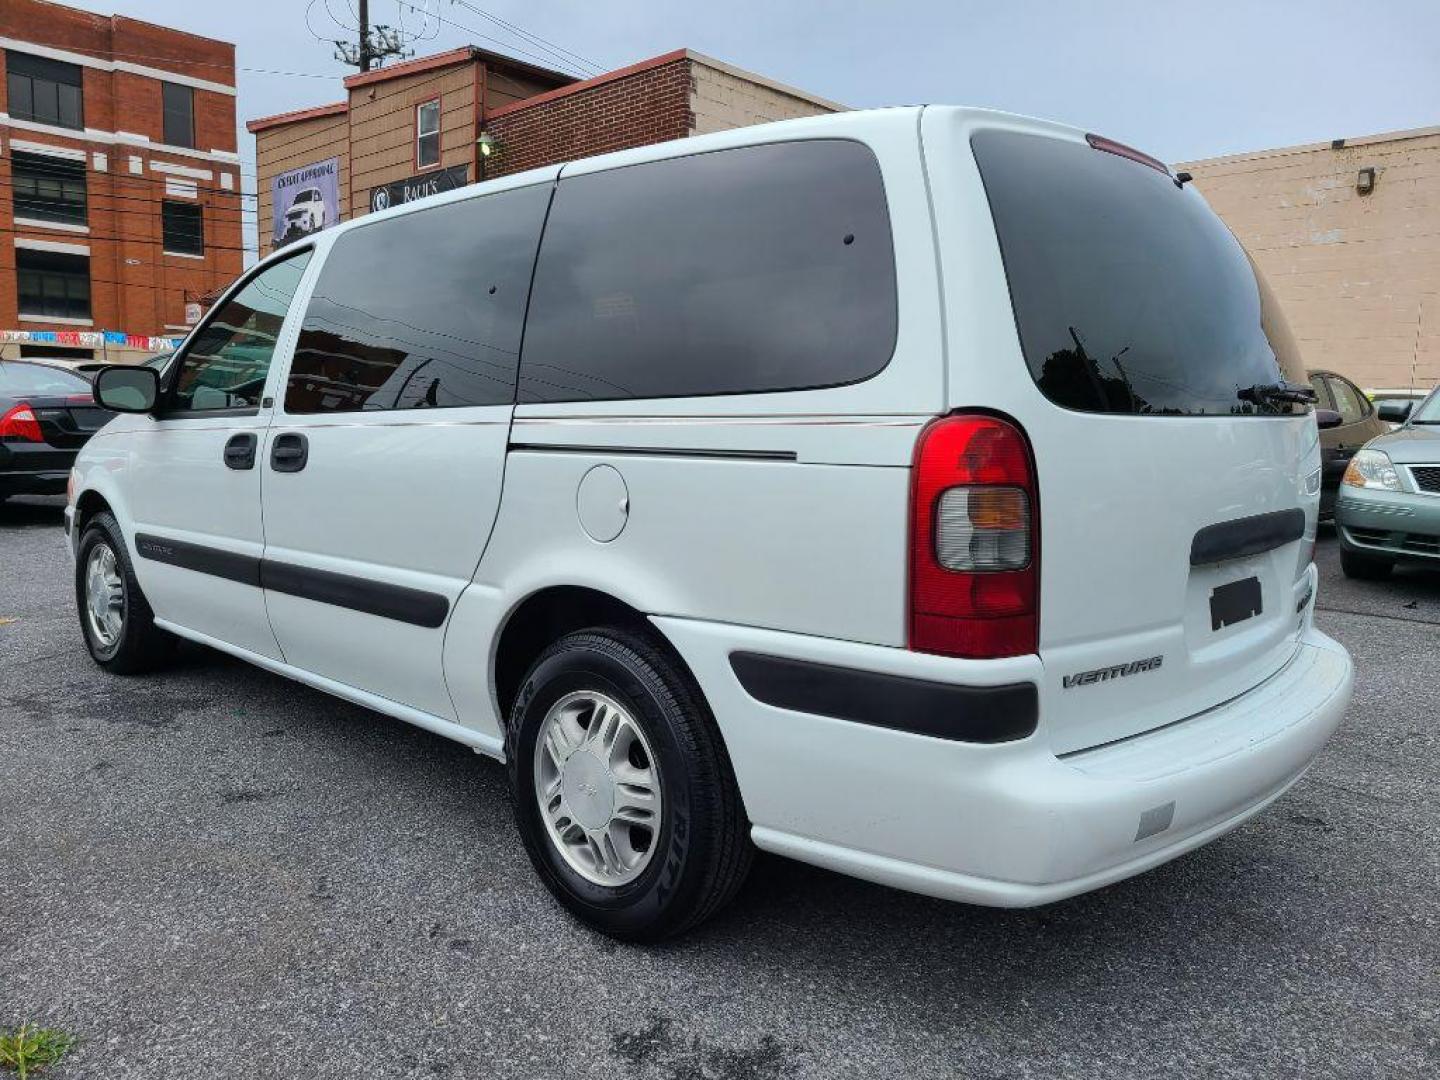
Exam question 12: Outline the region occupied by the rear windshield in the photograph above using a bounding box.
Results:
[0,361,90,397]
[972,129,1306,417]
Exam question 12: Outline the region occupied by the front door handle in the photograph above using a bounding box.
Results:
[223,432,257,470]
[271,432,309,473]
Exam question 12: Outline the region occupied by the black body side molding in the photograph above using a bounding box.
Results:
[133,533,448,629]
[261,560,448,628]
[134,533,261,587]
[1190,508,1306,566]
[729,652,1038,744]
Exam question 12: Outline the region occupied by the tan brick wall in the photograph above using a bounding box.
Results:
[347,62,479,219]
[688,55,841,136]
[254,112,349,255]
[1181,129,1440,393]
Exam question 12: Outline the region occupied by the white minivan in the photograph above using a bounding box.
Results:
[69,107,1353,940]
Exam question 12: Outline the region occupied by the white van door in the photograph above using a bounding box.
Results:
[124,249,313,659]
[257,179,554,719]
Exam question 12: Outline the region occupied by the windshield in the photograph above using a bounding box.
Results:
[0,361,91,397]
[972,129,1306,416]
[1410,390,1440,423]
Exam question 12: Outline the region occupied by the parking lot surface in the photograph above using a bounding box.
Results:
[2,495,1437,1079]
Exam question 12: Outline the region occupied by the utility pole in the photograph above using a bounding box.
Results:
[334,0,411,74]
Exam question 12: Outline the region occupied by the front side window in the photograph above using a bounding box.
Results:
[973,129,1307,416]
[7,51,83,130]
[1327,375,1369,425]
[16,249,90,319]
[12,151,87,226]
[287,184,550,413]
[162,82,194,148]
[416,99,440,168]
[519,140,898,403]
[162,200,204,256]
[168,250,311,413]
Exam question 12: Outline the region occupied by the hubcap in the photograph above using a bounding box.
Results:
[84,542,125,650]
[533,690,662,887]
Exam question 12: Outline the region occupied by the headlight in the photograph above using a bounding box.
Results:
[1342,448,1401,491]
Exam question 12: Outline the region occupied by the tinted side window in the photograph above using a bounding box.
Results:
[169,250,311,413]
[1307,373,1333,411]
[287,185,550,413]
[518,140,897,403]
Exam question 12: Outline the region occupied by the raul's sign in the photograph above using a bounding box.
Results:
[369,165,469,214]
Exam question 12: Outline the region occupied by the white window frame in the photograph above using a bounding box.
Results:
[415,98,441,170]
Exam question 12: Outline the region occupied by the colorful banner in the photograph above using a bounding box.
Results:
[272,157,341,248]
[1,330,185,351]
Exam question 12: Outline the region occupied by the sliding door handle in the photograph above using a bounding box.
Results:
[271,432,309,473]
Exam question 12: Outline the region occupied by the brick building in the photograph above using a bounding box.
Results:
[1181,127,1440,395]
[248,47,841,254]
[0,0,242,366]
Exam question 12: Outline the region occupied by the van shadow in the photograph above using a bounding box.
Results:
[166,642,1339,1039]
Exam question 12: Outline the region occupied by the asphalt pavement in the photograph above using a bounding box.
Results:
[1,495,1437,1079]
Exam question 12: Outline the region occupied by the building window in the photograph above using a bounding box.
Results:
[416,99,440,168]
[6,51,84,130]
[162,201,205,256]
[16,249,91,320]
[162,82,195,148]
[12,151,87,226]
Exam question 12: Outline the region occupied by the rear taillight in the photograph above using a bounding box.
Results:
[909,414,1039,659]
[0,402,43,443]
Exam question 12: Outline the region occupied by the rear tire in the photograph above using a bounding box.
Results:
[505,627,751,941]
[1340,547,1394,580]
[75,511,175,673]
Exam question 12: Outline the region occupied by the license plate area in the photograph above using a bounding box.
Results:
[1210,575,1263,631]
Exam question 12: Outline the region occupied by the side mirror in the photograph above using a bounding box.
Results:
[93,365,159,414]
[1315,408,1343,430]
[1377,401,1412,423]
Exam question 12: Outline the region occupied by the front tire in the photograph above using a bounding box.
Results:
[1340,547,1394,580]
[74,512,174,673]
[505,628,751,941]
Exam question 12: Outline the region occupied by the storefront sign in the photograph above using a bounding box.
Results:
[369,164,469,214]
[272,157,341,248]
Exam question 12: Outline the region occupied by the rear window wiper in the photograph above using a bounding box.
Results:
[1237,381,1317,406]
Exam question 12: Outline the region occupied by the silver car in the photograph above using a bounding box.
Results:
[1336,387,1440,578]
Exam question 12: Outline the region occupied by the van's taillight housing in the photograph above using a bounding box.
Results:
[0,402,43,443]
[909,414,1039,659]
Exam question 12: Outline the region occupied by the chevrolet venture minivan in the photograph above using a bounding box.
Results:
[68,107,1354,940]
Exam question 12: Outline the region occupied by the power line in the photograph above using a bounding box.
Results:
[392,0,590,77]
[450,0,604,75]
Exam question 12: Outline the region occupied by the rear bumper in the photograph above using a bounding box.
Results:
[656,616,1352,907]
[1336,485,1440,562]
[0,441,75,495]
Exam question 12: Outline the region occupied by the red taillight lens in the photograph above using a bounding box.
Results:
[909,414,1039,659]
[0,402,44,443]
[1085,132,1171,176]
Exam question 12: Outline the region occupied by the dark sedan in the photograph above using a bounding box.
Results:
[0,361,113,502]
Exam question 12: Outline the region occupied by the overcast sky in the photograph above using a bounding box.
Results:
[60,0,1440,256]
